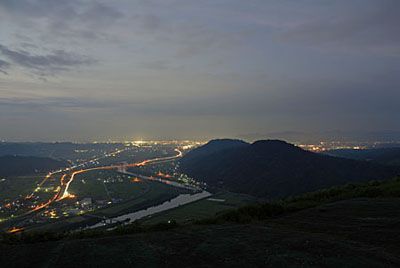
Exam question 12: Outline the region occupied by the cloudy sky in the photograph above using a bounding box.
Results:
[0,0,399,141]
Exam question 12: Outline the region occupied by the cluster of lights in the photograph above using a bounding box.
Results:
[3,142,195,230]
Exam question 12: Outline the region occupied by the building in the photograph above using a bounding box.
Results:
[79,197,92,209]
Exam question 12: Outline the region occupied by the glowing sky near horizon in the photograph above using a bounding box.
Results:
[0,0,399,141]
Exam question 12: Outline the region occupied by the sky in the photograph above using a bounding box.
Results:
[0,0,399,142]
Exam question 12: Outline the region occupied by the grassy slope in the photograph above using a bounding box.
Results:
[272,198,400,256]
[1,198,400,267]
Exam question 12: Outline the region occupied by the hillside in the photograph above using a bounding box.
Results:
[325,147,400,166]
[0,155,67,177]
[180,139,399,198]
[1,197,400,267]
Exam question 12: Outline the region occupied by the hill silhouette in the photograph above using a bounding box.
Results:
[0,155,67,177]
[180,139,399,198]
[183,139,248,161]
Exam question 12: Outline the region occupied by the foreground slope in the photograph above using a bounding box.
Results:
[180,139,399,198]
[1,198,399,267]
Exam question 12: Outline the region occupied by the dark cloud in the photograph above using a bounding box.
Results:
[0,0,76,17]
[279,0,400,55]
[0,0,123,21]
[0,1,399,141]
[0,44,96,76]
[0,59,10,74]
[132,14,163,33]
[140,60,172,70]
[0,0,123,41]
[0,96,144,112]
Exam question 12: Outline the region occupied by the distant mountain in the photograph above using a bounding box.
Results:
[325,148,400,166]
[180,139,399,199]
[237,130,400,144]
[0,155,67,177]
[0,142,124,161]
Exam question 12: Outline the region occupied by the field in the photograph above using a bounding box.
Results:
[140,191,257,225]
[0,175,42,201]
[0,174,49,219]
[68,170,149,201]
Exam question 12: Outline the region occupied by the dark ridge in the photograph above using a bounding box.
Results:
[0,155,67,177]
[182,139,248,161]
[180,139,399,199]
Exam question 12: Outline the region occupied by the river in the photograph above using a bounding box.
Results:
[88,190,211,229]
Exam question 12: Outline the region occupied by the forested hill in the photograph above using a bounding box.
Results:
[180,139,399,199]
[0,155,67,177]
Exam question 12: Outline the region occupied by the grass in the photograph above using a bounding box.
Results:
[197,177,400,224]
[282,176,400,211]
[2,202,400,267]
